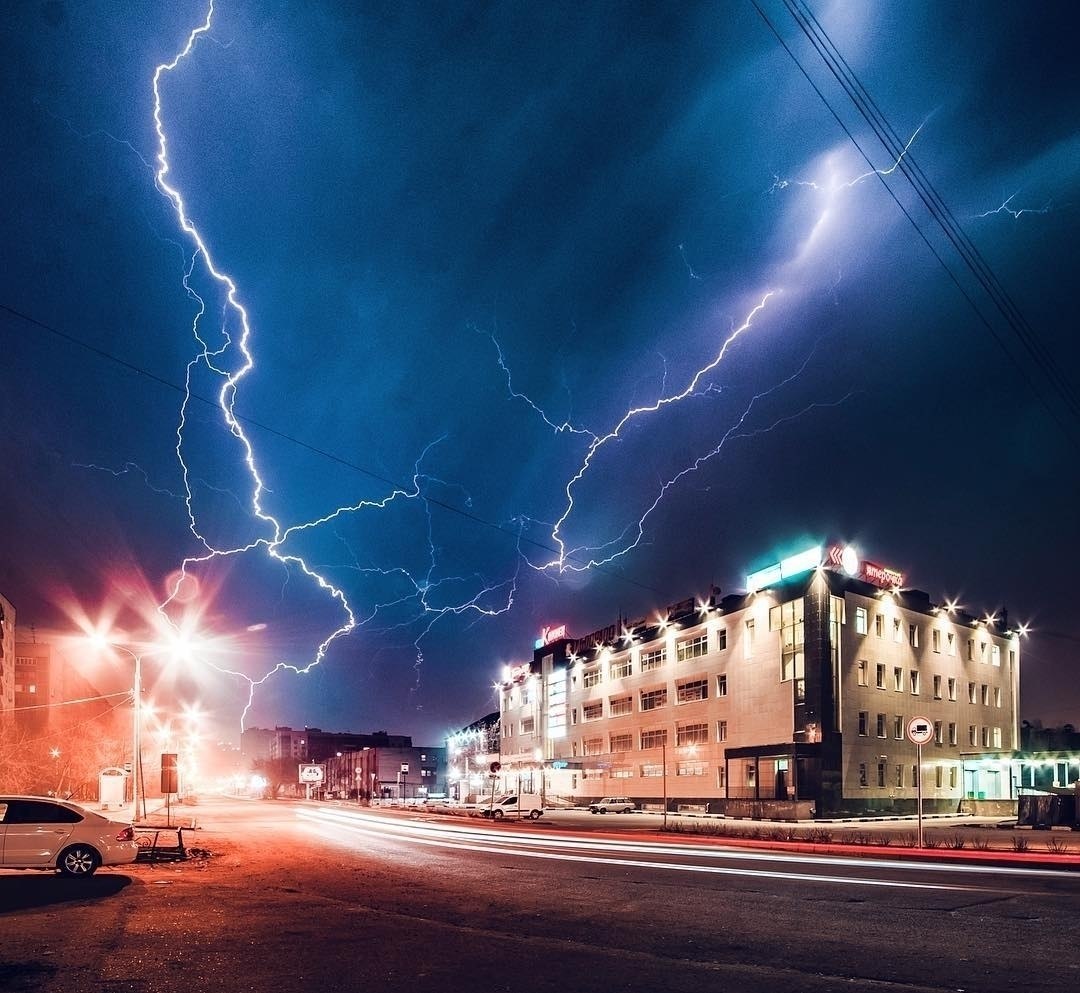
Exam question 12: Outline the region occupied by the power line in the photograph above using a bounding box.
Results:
[750,0,1080,449]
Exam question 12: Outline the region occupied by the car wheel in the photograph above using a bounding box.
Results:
[492,809,504,819]
[599,807,607,814]
[622,807,632,814]
[58,844,100,877]
[529,809,542,820]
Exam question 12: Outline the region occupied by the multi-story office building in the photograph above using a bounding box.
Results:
[446,712,501,801]
[497,543,1021,816]
[0,593,15,716]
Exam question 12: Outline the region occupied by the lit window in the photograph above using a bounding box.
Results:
[893,667,903,692]
[676,761,706,777]
[609,657,632,679]
[855,607,868,635]
[640,648,666,672]
[948,677,957,701]
[744,619,755,659]
[947,632,956,656]
[716,720,728,743]
[676,634,708,662]
[992,727,1002,748]
[876,663,886,689]
[717,629,728,650]
[909,671,920,695]
[583,667,602,688]
[583,702,603,722]
[640,688,667,712]
[994,686,1002,708]
[893,618,903,643]
[932,629,941,653]
[583,737,604,756]
[676,679,708,704]
[676,723,708,746]
[968,681,977,704]
[640,729,668,749]
[991,645,1001,667]
[610,733,633,751]
[908,624,919,648]
[875,614,884,638]
[716,673,728,697]
[609,696,632,717]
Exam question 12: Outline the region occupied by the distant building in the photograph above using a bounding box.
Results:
[13,639,50,733]
[446,712,500,801]
[497,541,1022,817]
[0,593,15,716]
[324,744,447,801]
[240,726,275,763]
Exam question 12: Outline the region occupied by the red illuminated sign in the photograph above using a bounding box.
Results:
[826,544,904,590]
[541,624,567,645]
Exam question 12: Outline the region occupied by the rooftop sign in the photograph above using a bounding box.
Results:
[826,544,904,589]
[745,545,822,593]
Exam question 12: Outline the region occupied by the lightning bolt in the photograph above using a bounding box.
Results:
[148,3,519,728]
[972,193,1054,220]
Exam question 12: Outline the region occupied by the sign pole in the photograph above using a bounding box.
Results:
[917,742,924,849]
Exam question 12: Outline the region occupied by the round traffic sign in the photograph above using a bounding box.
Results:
[906,716,934,745]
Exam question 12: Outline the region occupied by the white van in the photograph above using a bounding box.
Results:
[479,793,544,820]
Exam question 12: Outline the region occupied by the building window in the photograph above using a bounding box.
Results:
[857,660,868,686]
[609,695,632,717]
[968,724,977,746]
[893,715,904,739]
[876,663,887,689]
[859,763,868,787]
[1009,649,1016,671]
[609,657,632,680]
[858,711,869,736]
[949,765,958,789]
[583,702,603,722]
[640,688,668,712]
[641,648,666,671]
[909,671,920,695]
[744,619,755,659]
[994,686,1002,708]
[980,641,988,664]
[934,720,943,745]
[932,629,941,653]
[716,720,728,743]
[676,679,708,704]
[895,764,904,788]
[876,713,887,738]
[967,638,975,661]
[877,761,887,788]
[717,766,726,790]
[991,645,1001,667]
[933,675,942,699]
[947,632,956,656]
[968,681,977,704]
[875,613,884,638]
[948,677,957,701]
[641,764,663,778]
[583,667,602,688]
[519,685,531,705]
[779,598,804,688]
[909,624,919,648]
[893,617,903,643]
[611,766,633,779]
[981,726,990,748]
[716,673,728,697]
[677,634,709,662]
[718,629,728,650]
[676,723,708,747]
[583,737,604,756]
[677,761,706,777]
[893,667,904,692]
[981,684,989,706]
[992,727,1002,748]
[610,733,633,752]
[948,722,957,746]
[935,765,943,789]
[855,606,868,635]
[520,717,534,735]
[640,729,668,750]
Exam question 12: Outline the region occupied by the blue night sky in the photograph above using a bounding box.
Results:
[2,1,1078,744]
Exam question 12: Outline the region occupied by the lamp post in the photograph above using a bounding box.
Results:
[662,735,668,828]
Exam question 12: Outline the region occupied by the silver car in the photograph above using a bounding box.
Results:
[0,796,138,876]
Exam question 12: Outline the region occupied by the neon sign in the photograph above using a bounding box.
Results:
[535,624,567,648]
[745,545,822,592]
[826,545,904,589]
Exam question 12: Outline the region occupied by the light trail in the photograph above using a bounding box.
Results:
[295,806,1035,893]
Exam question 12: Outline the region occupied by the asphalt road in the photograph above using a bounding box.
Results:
[2,796,1078,993]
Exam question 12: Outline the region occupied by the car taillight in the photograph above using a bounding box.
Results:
[116,826,135,842]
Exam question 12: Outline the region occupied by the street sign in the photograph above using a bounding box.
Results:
[298,764,324,784]
[906,716,934,745]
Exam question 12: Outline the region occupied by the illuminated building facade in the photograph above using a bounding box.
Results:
[446,712,501,802]
[497,543,1022,816]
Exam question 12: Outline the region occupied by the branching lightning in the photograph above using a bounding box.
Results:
[972,193,1054,220]
[149,2,518,728]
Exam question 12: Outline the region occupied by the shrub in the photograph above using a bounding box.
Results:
[1012,835,1030,852]
[805,827,833,844]
[898,832,918,848]
[945,834,967,850]
[873,833,892,847]
[1046,836,1071,854]
[969,835,991,851]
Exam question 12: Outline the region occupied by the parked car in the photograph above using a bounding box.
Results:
[479,793,544,820]
[0,796,138,876]
[589,796,635,814]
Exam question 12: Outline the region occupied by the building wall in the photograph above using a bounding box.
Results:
[13,641,50,732]
[0,593,15,716]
